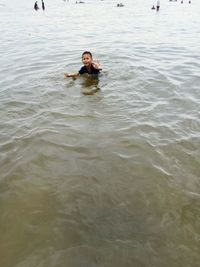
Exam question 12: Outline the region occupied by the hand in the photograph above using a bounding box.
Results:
[64,73,71,77]
[64,73,79,78]
[92,60,102,70]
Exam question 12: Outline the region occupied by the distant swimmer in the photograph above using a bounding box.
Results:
[64,51,102,78]
[151,5,155,9]
[117,3,124,7]
[34,1,39,10]
[181,0,183,3]
[41,0,45,10]
[189,0,191,3]
[156,0,160,11]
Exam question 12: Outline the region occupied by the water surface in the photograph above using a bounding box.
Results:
[0,0,200,266]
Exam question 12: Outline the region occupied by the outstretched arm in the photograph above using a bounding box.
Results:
[64,72,80,78]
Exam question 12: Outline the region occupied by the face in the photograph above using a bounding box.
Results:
[82,54,92,67]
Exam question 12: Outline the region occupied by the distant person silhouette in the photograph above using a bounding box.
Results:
[41,0,45,10]
[34,1,39,10]
[181,0,183,3]
[188,0,191,3]
[151,5,155,9]
[156,0,160,11]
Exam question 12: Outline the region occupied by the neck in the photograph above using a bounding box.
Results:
[86,64,92,71]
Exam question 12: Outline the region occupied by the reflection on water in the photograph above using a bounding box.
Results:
[80,75,100,95]
[0,0,200,266]
[65,74,101,95]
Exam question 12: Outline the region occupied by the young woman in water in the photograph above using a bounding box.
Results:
[34,1,39,10]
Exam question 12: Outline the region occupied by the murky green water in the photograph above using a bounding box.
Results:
[0,0,200,266]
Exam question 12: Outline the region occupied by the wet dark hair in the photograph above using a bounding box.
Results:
[82,51,93,58]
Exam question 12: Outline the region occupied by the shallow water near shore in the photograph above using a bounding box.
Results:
[0,0,200,266]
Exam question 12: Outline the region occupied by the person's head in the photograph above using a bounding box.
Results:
[82,51,93,67]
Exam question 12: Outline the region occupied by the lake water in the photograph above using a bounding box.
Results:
[0,0,200,266]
